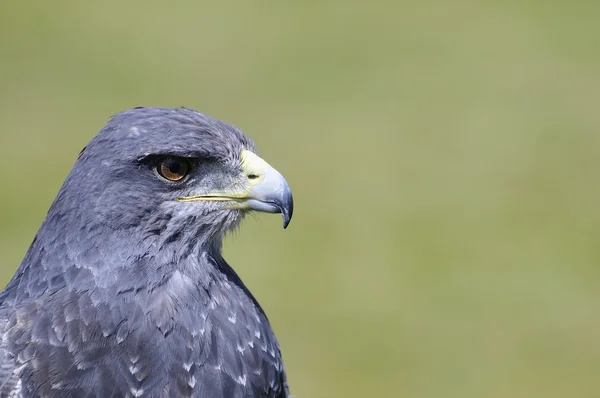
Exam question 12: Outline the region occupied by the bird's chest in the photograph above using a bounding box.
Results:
[133,286,286,396]
[11,283,286,397]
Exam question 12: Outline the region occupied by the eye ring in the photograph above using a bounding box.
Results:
[156,157,190,182]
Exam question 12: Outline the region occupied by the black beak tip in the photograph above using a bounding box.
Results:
[282,215,291,229]
[281,194,294,229]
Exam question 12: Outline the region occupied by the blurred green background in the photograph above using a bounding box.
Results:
[1,1,600,397]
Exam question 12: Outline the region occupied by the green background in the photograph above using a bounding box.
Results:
[1,1,599,397]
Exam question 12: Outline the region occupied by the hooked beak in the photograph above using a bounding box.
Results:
[177,150,294,228]
[242,153,294,228]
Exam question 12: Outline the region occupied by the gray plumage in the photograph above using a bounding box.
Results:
[0,107,293,397]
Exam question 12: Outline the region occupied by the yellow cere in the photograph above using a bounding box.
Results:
[240,150,269,188]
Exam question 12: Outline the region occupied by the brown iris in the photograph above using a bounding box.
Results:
[156,157,190,181]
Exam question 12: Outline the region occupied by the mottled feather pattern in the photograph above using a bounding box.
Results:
[0,108,290,397]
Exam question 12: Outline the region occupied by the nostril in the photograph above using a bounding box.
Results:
[248,174,259,180]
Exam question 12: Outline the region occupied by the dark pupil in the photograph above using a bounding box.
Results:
[165,159,181,174]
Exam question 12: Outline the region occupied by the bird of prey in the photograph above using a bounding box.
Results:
[0,107,293,397]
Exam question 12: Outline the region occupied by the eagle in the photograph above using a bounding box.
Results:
[0,107,293,397]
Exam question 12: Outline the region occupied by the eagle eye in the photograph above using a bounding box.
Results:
[156,157,190,182]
